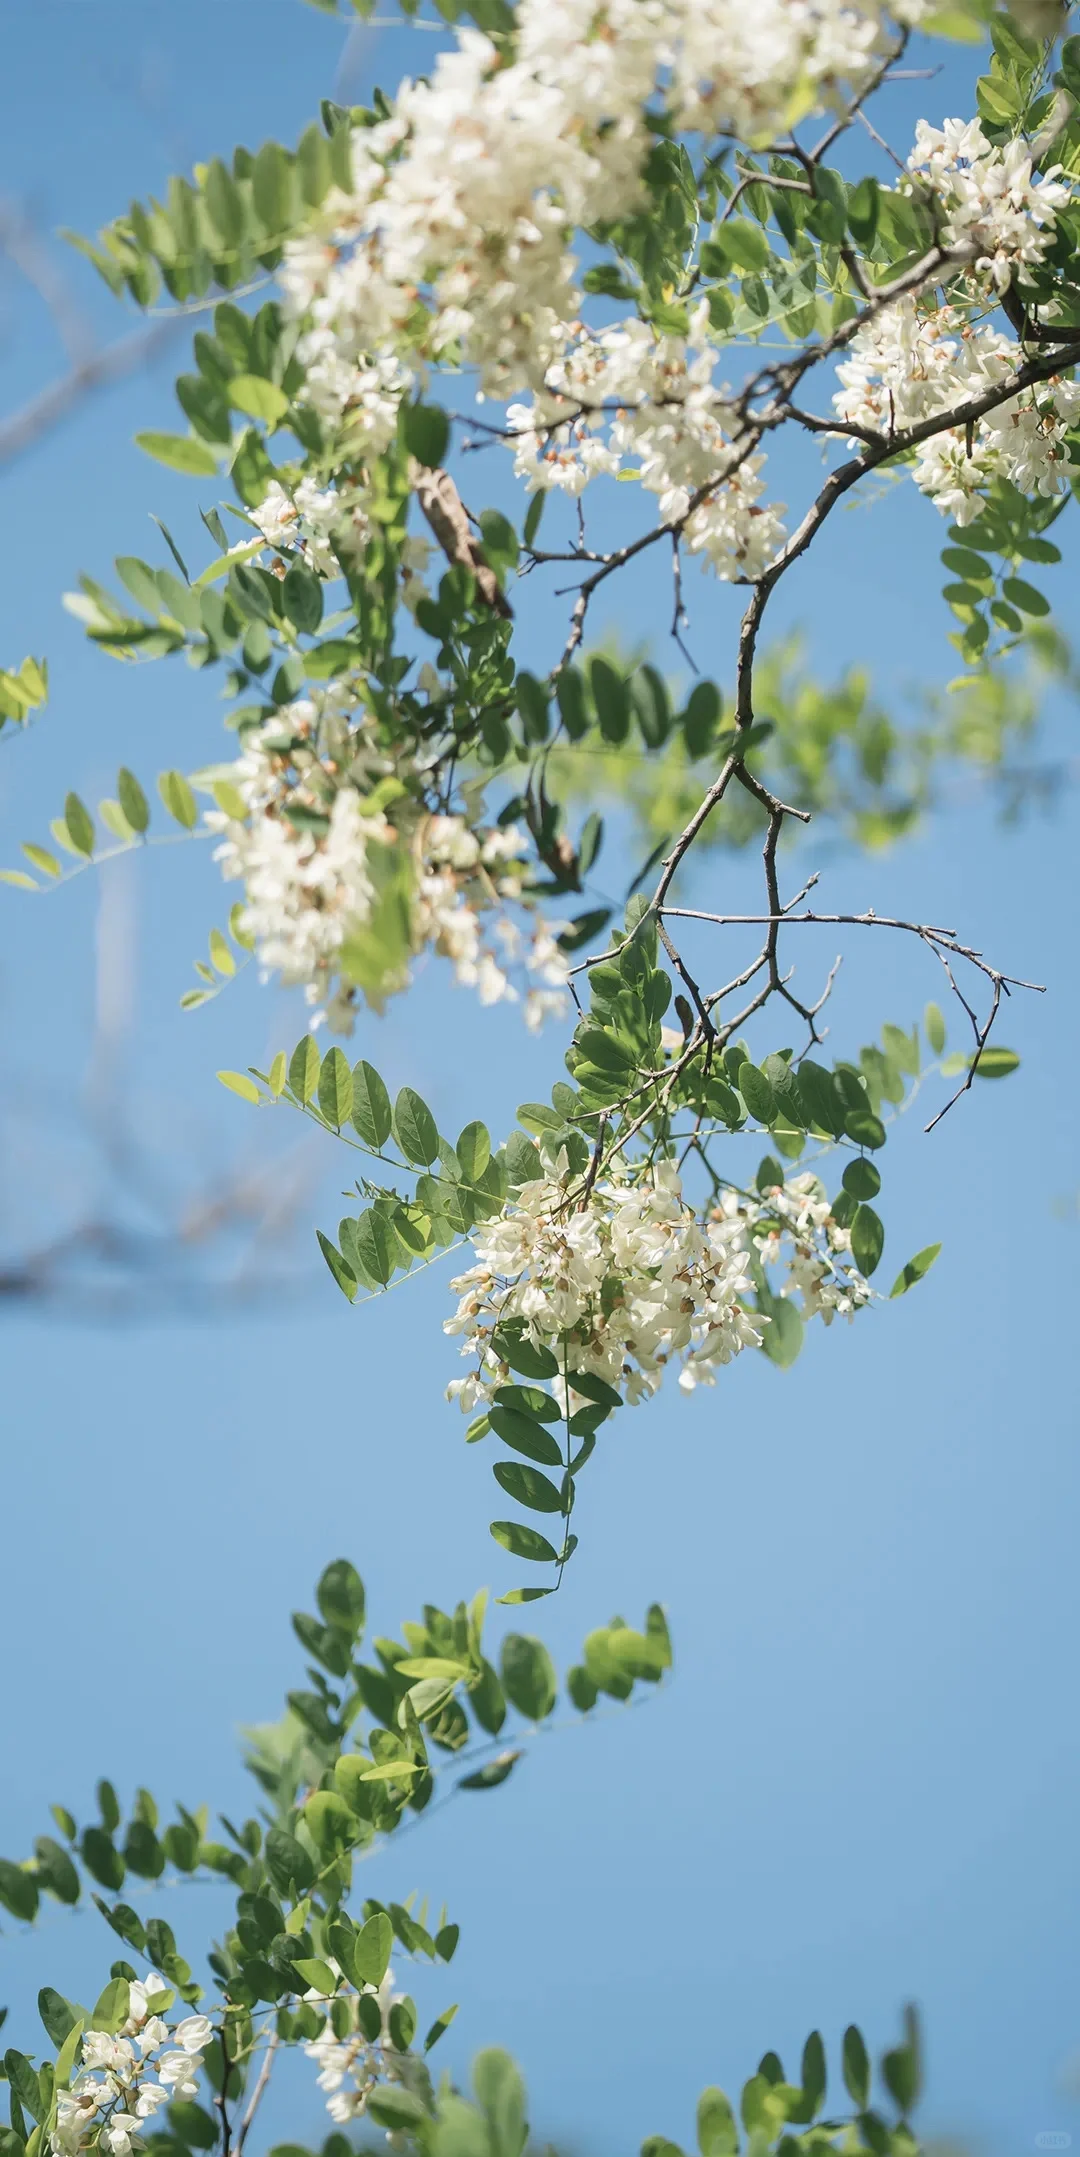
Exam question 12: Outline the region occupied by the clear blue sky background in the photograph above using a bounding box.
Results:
[0,9,1077,2157]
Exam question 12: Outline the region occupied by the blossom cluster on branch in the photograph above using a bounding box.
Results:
[51,1987,210,2157]
[445,1157,869,1414]
[206,687,570,1030]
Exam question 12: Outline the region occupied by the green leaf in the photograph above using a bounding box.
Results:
[0,1861,37,1924]
[252,140,294,231]
[737,1063,777,1125]
[845,1109,886,1150]
[403,403,450,468]
[367,2089,428,2133]
[473,2049,526,2157]
[289,1035,321,1103]
[972,1045,1020,1077]
[589,656,630,744]
[566,1370,622,1411]
[697,2088,739,2157]
[851,1204,885,1277]
[890,1243,942,1298]
[489,1520,559,1565]
[493,1461,564,1513]
[353,1912,393,1988]
[500,1634,557,1719]
[317,1558,366,1638]
[63,793,95,859]
[91,1978,131,2035]
[291,1957,337,1996]
[707,216,769,271]
[503,1131,544,1187]
[317,1232,358,1301]
[493,1384,560,1424]
[33,1840,79,1906]
[797,1061,845,1138]
[515,672,549,743]
[1001,576,1049,617]
[158,771,197,829]
[3,2055,43,2127]
[283,563,324,633]
[229,376,290,427]
[116,768,149,835]
[842,1159,880,1201]
[491,1328,559,1380]
[456,1121,491,1184]
[425,2004,459,2051]
[318,1046,353,1127]
[351,1060,392,1147]
[135,431,218,477]
[489,1409,562,1466]
[394,1086,439,1166]
[760,1295,803,1370]
[355,1210,398,1288]
[842,2026,870,2108]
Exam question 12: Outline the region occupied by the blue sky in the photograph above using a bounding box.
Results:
[0,9,1078,2157]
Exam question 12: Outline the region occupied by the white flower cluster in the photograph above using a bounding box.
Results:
[51,1983,210,2157]
[268,0,925,568]
[417,816,571,1033]
[445,1159,869,1413]
[280,0,930,391]
[302,1966,403,2125]
[834,293,1080,522]
[506,303,787,579]
[206,697,569,1032]
[906,117,1069,294]
[755,1172,872,1324]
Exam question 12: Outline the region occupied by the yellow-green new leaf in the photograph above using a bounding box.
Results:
[218,1070,261,1103]
[22,845,61,878]
[890,1243,942,1298]
[229,376,290,427]
[98,800,136,842]
[158,770,197,829]
[135,431,219,477]
[193,538,263,589]
[209,929,236,976]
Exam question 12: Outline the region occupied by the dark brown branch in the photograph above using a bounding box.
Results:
[412,462,512,616]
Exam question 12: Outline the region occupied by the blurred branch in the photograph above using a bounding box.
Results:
[0,195,181,470]
[0,875,318,1319]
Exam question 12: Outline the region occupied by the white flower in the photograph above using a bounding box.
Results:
[157,2051,203,2099]
[173,2017,212,2055]
[133,2087,169,2121]
[834,292,1080,519]
[446,1159,872,1407]
[906,116,1069,291]
[101,2116,141,2157]
[82,2034,135,2076]
[276,0,936,414]
[507,308,785,579]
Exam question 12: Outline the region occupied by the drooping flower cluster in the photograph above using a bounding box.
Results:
[301,1965,405,2125]
[905,117,1070,294]
[260,0,939,588]
[833,293,1080,522]
[279,0,927,408]
[51,1981,210,2157]
[445,1157,869,1412]
[206,692,570,1032]
[506,304,787,579]
[753,1172,873,1324]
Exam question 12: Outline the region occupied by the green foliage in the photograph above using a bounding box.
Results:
[0,17,1053,2153]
